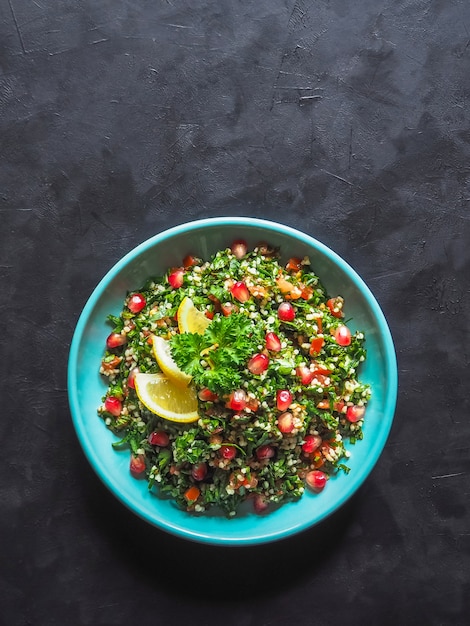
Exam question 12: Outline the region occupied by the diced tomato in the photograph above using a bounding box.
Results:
[184,486,201,502]
[286,257,302,272]
[296,364,315,385]
[309,336,324,355]
[198,388,219,402]
[327,296,344,318]
[221,302,238,316]
[205,310,215,320]
[182,254,199,268]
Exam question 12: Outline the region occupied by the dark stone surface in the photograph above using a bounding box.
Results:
[1,1,469,624]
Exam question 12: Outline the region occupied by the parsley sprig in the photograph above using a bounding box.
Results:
[169,313,261,396]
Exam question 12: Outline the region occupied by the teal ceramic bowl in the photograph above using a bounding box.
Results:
[68,217,397,546]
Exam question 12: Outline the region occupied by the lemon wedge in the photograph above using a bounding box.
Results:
[152,335,192,387]
[134,372,199,423]
[177,296,211,335]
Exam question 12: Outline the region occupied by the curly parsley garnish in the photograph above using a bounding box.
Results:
[169,313,261,396]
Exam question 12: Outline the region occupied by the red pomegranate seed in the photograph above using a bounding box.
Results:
[335,325,351,346]
[127,293,146,314]
[191,462,208,481]
[106,332,127,349]
[231,239,248,259]
[219,445,237,460]
[227,389,247,411]
[230,281,250,302]
[346,405,366,423]
[104,396,122,417]
[276,389,293,411]
[247,353,269,375]
[278,301,295,322]
[305,470,327,492]
[253,493,269,514]
[198,387,219,402]
[256,444,275,460]
[127,366,139,390]
[302,434,322,454]
[277,411,294,434]
[130,454,146,476]
[296,364,315,385]
[148,430,170,447]
[265,331,282,352]
[327,296,344,318]
[168,268,184,289]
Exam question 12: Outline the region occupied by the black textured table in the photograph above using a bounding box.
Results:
[2,1,469,624]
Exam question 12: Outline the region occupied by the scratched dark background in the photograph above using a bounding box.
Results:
[1,0,470,624]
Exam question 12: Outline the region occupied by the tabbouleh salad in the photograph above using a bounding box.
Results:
[98,239,371,516]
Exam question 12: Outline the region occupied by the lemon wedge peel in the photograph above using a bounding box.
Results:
[152,335,192,387]
[177,296,211,335]
[134,372,199,423]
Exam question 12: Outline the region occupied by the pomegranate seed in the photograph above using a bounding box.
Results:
[346,405,366,423]
[168,268,184,289]
[104,396,122,417]
[276,389,293,411]
[334,399,345,413]
[106,332,127,349]
[327,296,344,318]
[127,366,139,390]
[130,454,146,476]
[230,281,250,302]
[198,387,219,402]
[278,301,295,322]
[148,430,170,447]
[127,293,146,314]
[191,462,208,481]
[227,389,247,411]
[231,239,248,259]
[335,325,351,346]
[247,353,269,375]
[305,470,327,492]
[265,332,282,352]
[302,434,322,454]
[296,364,315,385]
[277,411,294,434]
[253,493,269,514]
[219,445,237,460]
[256,444,275,460]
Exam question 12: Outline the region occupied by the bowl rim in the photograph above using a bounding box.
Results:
[68,216,398,545]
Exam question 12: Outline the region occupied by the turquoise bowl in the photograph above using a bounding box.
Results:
[68,217,397,546]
